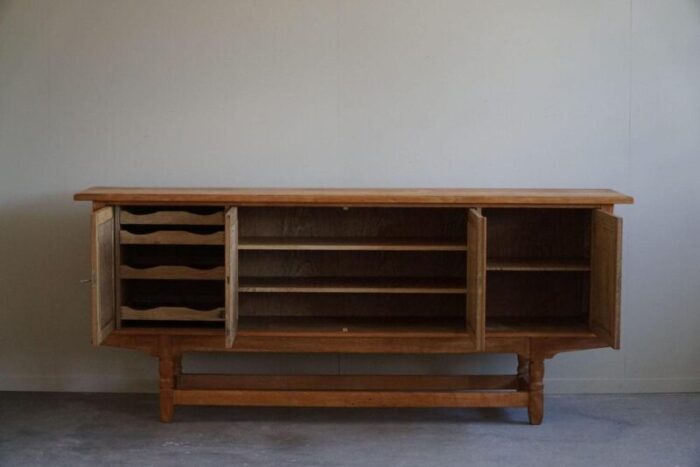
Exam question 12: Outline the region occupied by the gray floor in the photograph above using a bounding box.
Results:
[0,392,698,467]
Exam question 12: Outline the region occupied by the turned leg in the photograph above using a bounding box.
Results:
[528,358,544,425]
[516,355,529,391]
[158,337,175,423]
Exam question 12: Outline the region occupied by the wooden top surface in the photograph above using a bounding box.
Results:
[74,187,633,206]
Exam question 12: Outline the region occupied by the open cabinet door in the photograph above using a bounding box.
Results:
[467,209,486,350]
[590,209,623,349]
[91,206,116,345]
[225,207,239,348]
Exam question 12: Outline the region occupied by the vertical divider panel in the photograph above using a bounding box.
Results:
[590,209,623,349]
[92,206,116,345]
[225,207,239,348]
[466,208,486,350]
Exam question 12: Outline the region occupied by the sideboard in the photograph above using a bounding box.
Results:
[74,187,633,424]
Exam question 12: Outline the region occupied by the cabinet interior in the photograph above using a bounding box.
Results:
[484,208,591,332]
[118,206,470,335]
[116,205,597,336]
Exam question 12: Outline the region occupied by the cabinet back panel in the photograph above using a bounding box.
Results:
[486,272,589,318]
[239,207,466,240]
[485,209,590,260]
[239,250,465,279]
[122,280,224,310]
[121,245,225,268]
[239,293,465,318]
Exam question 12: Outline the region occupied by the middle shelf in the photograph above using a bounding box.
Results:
[238,277,466,294]
[238,236,467,252]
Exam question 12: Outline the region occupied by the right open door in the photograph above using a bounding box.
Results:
[590,209,623,349]
[467,208,486,350]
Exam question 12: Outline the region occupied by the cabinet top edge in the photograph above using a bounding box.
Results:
[73,187,634,206]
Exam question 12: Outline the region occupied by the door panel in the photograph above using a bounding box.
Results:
[92,207,116,345]
[225,207,239,348]
[590,209,622,349]
[467,208,486,350]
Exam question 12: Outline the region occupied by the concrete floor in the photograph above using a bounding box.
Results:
[0,392,698,466]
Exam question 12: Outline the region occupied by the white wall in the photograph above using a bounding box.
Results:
[1,0,698,393]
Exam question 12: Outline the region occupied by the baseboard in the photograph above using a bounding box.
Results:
[1,375,699,394]
[545,377,700,394]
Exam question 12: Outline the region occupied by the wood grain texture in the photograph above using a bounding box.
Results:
[590,209,622,349]
[467,209,486,350]
[77,188,633,424]
[121,306,225,321]
[239,236,467,251]
[225,207,239,348]
[91,207,115,345]
[114,207,123,329]
[176,374,518,391]
[528,359,545,425]
[237,316,465,337]
[238,277,467,294]
[120,265,225,280]
[120,230,224,245]
[158,336,175,422]
[239,250,465,283]
[485,208,591,260]
[486,317,595,337]
[238,293,464,319]
[74,187,634,206]
[486,271,589,319]
[173,388,529,408]
[120,210,223,225]
[487,258,590,271]
[102,328,527,354]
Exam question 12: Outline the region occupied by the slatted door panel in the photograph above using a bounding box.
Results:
[590,209,622,349]
[92,207,116,345]
[225,207,239,348]
[467,209,486,350]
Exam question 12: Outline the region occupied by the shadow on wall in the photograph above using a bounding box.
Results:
[0,192,104,390]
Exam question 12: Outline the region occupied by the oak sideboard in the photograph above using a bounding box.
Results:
[74,187,633,424]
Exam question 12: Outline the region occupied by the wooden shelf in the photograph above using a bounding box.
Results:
[120,210,223,225]
[120,230,224,245]
[486,317,595,337]
[238,316,466,337]
[120,265,225,280]
[121,306,225,321]
[238,237,466,252]
[238,277,467,294]
[487,258,590,272]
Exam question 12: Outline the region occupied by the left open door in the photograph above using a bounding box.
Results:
[91,206,116,345]
[225,207,239,348]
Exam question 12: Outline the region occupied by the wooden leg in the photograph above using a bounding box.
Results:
[528,358,544,425]
[158,337,175,423]
[516,355,529,391]
[174,356,182,378]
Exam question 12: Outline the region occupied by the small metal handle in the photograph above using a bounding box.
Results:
[80,278,92,284]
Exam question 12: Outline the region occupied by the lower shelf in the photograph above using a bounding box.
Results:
[238,316,467,337]
[120,311,596,337]
[121,306,224,321]
[486,316,594,337]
